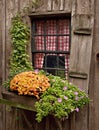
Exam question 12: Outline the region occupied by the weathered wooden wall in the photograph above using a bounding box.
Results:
[89,0,99,130]
[0,0,3,130]
[1,0,98,130]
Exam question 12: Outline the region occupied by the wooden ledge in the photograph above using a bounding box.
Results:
[0,91,38,111]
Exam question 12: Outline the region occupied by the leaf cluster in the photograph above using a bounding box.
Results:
[35,74,90,122]
[3,15,33,88]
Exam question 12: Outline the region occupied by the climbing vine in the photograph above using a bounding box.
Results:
[3,15,33,88]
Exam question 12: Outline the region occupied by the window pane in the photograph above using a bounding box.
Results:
[43,55,65,76]
[33,53,44,69]
[58,36,70,51]
[34,36,45,50]
[34,20,44,35]
[46,36,56,51]
[58,19,70,34]
[46,20,56,34]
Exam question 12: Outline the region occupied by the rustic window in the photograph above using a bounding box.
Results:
[31,17,71,79]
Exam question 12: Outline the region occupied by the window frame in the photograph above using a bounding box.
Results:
[31,14,71,78]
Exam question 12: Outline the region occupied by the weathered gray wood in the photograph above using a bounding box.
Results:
[35,0,48,12]
[70,14,94,92]
[64,0,71,12]
[90,0,99,130]
[69,71,88,79]
[62,118,70,130]
[52,0,60,11]
[1,0,6,130]
[74,27,92,35]
[69,0,95,130]
[2,91,37,111]
[60,0,64,11]
[0,1,2,89]
[88,49,95,130]
[0,2,3,130]
[5,0,21,130]
[47,0,52,11]
[76,0,91,14]
[0,98,36,111]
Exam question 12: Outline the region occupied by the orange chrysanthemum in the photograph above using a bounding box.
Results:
[10,71,50,99]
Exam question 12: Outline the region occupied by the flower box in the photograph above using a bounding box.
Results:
[1,90,37,111]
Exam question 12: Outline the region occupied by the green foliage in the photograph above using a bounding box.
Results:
[3,15,33,88]
[35,74,90,122]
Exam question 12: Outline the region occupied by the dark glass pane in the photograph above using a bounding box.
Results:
[43,55,65,76]
[59,56,65,68]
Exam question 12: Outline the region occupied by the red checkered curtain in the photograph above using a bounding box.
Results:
[34,21,44,68]
[58,19,70,78]
[33,19,70,78]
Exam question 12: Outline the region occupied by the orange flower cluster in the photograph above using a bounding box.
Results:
[10,71,50,99]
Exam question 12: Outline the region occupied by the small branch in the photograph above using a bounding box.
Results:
[21,110,33,129]
[54,117,63,130]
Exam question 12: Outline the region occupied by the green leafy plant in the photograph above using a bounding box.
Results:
[35,74,90,122]
[3,15,33,88]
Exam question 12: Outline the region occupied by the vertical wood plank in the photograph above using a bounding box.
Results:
[5,0,20,130]
[52,0,60,11]
[88,49,95,130]
[0,1,4,130]
[76,0,91,14]
[70,14,93,92]
[47,0,52,11]
[0,0,2,87]
[35,0,48,12]
[45,117,50,130]
[1,0,6,130]
[59,0,64,11]
[62,118,70,130]
[64,0,72,12]
[91,0,99,130]
[70,0,95,130]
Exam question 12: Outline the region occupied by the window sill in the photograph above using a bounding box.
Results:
[0,91,37,111]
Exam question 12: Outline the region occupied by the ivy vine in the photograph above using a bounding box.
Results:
[3,15,33,88]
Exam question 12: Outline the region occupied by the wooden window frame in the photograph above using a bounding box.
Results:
[31,15,71,79]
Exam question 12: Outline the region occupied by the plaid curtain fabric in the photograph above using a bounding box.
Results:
[32,19,70,79]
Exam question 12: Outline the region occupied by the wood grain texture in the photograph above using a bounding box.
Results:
[90,0,99,130]
[1,0,6,130]
[70,0,95,130]
[2,91,37,111]
[47,0,52,11]
[0,0,2,89]
[52,0,61,11]
[76,0,91,14]
[64,0,71,12]
[5,1,20,130]
[0,1,3,130]
[70,14,94,92]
